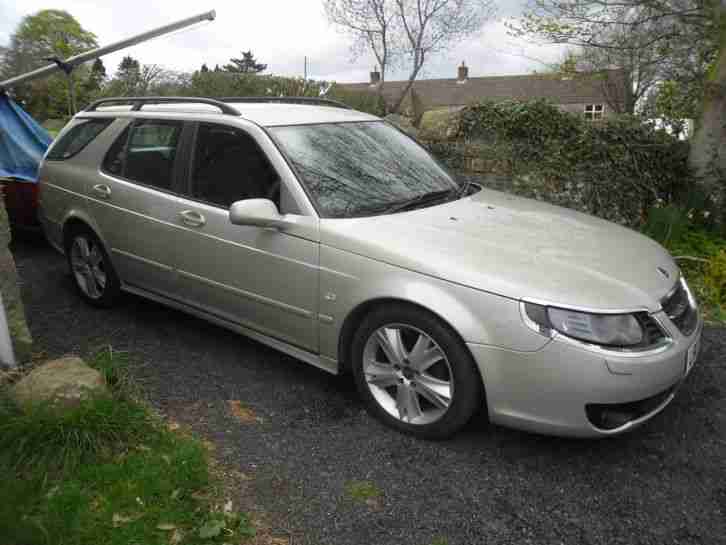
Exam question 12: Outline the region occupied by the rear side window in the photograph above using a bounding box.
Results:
[46,118,114,160]
[102,120,183,191]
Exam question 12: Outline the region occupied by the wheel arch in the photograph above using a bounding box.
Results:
[61,210,108,254]
[336,296,482,383]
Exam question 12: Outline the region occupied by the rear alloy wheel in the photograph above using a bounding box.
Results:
[66,228,120,307]
[351,305,483,439]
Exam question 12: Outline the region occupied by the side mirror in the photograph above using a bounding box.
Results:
[229,199,286,229]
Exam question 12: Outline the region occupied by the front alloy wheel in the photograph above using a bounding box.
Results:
[363,324,453,425]
[351,304,483,439]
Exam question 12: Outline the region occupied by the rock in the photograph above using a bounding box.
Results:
[12,356,108,409]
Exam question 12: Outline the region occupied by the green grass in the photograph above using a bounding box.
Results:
[0,349,254,545]
[642,207,726,326]
[662,229,726,325]
[344,480,382,503]
[42,118,67,139]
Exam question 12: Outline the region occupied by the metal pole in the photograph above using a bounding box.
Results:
[0,293,17,368]
[0,10,216,89]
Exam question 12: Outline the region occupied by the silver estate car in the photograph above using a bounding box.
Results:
[39,96,702,439]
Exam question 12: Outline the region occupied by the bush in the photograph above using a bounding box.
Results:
[651,225,726,323]
[101,71,387,116]
[430,99,694,227]
[327,84,386,116]
[704,250,726,312]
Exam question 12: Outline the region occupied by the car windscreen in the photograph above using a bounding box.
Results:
[269,121,457,218]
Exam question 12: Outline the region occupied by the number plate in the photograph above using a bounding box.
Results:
[685,337,700,375]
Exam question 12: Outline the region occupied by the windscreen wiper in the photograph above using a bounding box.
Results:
[457,178,473,198]
[382,189,456,215]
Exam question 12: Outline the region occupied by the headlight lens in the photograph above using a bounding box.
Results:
[524,303,643,346]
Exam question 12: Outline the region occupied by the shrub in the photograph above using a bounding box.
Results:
[327,84,386,116]
[704,250,726,312]
[655,227,726,323]
[430,99,694,227]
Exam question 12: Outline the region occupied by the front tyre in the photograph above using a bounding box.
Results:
[65,226,120,308]
[351,304,483,439]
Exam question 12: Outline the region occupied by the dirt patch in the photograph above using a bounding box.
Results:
[228,400,260,424]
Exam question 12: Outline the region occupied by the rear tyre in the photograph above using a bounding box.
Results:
[65,226,120,308]
[351,304,483,439]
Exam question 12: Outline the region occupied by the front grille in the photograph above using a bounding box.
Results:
[661,280,697,336]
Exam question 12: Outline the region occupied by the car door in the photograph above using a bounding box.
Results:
[90,117,189,298]
[170,121,320,351]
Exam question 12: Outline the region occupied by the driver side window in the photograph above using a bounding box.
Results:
[190,123,280,209]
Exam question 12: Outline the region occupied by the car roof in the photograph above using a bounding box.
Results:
[82,102,380,127]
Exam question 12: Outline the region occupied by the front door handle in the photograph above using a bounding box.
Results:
[179,209,206,228]
[92,184,111,199]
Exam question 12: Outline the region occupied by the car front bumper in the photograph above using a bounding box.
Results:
[468,311,703,438]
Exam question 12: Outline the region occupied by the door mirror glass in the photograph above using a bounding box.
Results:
[229,199,285,228]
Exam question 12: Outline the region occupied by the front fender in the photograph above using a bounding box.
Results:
[319,246,549,366]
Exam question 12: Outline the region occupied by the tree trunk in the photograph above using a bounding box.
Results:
[390,64,423,115]
[0,191,33,366]
[689,3,726,207]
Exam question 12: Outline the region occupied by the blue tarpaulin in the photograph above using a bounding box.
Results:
[0,93,53,183]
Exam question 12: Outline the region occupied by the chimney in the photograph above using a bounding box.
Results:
[370,67,381,86]
[457,61,468,83]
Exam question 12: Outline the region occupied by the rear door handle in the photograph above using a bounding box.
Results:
[179,209,206,228]
[92,184,111,199]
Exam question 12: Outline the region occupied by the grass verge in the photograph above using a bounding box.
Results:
[0,348,254,545]
[662,229,726,324]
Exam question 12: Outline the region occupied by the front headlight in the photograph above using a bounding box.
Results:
[524,303,643,347]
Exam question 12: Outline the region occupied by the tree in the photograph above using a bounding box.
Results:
[391,0,495,113]
[549,23,665,115]
[114,55,140,95]
[324,0,399,92]
[0,10,97,119]
[104,57,169,96]
[137,64,166,94]
[511,1,726,213]
[83,58,107,95]
[326,0,495,114]
[223,50,267,73]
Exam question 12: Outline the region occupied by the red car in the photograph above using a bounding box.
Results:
[1,179,41,233]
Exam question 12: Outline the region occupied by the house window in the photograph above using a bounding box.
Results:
[584,104,604,121]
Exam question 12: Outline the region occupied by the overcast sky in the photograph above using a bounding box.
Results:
[0,0,568,83]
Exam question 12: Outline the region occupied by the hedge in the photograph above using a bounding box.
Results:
[424,99,694,227]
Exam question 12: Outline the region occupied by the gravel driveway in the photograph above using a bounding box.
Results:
[13,239,726,545]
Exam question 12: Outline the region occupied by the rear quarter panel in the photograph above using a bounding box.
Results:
[38,118,129,251]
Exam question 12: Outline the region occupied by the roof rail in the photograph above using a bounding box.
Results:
[219,96,352,110]
[84,96,241,115]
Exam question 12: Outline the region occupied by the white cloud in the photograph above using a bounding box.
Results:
[0,0,569,83]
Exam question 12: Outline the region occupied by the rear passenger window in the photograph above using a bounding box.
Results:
[46,118,113,160]
[103,120,182,191]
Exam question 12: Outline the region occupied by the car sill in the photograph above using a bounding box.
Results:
[122,283,338,375]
